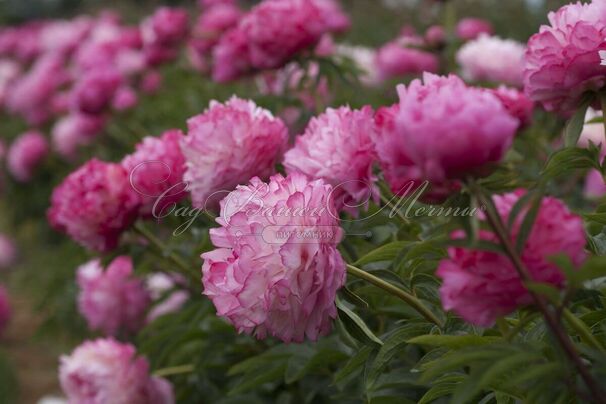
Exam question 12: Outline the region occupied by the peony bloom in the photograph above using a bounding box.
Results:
[0,234,17,269]
[146,273,189,322]
[51,113,106,159]
[77,256,150,335]
[489,86,535,129]
[457,35,525,87]
[202,173,346,342]
[48,159,140,252]
[437,190,586,327]
[181,96,288,209]
[71,68,123,115]
[0,285,10,335]
[142,7,189,47]
[455,18,494,41]
[375,42,439,81]
[6,53,68,125]
[0,59,21,107]
[59,338,174,404]
[7,131,49,182]
[189,2,242,54]
[524,0,606,114]
[373,73,518,202]
[284,106,378,212]
[212,0,349,81]
[122,130,187,217]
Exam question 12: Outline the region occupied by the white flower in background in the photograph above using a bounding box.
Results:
[600,50,606,66]
[335,44,380,86]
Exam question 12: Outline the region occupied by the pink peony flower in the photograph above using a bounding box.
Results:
[122,130,187,217]
[601,50,606,66]
[202,172,346,342]
[373,74,518,202]
[0,234,17,269]
[0,285,10,335]
[190,3,242,54]
[455,18,494,41]
[489,85,535,129]
[524,0,606,114]
[584,169,606,199]
[212,0,349,81]
[0,59,21,107]
[146,274,189,323]
[47,159,140,252]
[577,108,605,151]
[59,338,174,404]
[142,7,189,47]
[199,0,236,8]
[284,106,378,212]
[71,68,123,115]
[457,35,525,87]
[6,53,68,125]
[375,42,439,81]
[7,131,49,182]
[437,190,586,327]
[181,96,288,209]
[77,256,150,335]
[51,113,106,159]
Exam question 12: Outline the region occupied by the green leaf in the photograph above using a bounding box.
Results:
[564,94,593,147]
[336,298,383,346]
[542,146,601,180]
[354,241,411,267]
[501,362,564,389]
[407,335,502,350]
[334,346,374,384]
[341,286,369,309]
[524,281,562,304]
[418,375,465,404]
[515,191,543,254]
[366,323,433,388]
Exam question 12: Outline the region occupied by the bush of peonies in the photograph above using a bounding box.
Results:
[2,0,606,402]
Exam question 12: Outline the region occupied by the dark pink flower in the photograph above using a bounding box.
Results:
[437,190,586,326]
[375,42,439,81]
[0,285,10,335]
[71,68,123,115]
[47,159,140,252]
[489,85,535,129]
[122,130,187,217]
[456,18,494,41]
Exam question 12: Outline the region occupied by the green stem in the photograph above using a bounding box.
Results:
[563,308,605,352]
[346,264,443,327]
[504,313,539,341]
[153,364,195,377]
[134,222,198,281]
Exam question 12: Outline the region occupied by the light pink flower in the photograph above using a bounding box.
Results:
[577,108,605,151]
[373,74,518,202]
[375,42,439,81]
[0,59,20,107]
[212,0,349,81]
[437,190,586,327]
[202,172,346,342]
[6,53,68,125]
[334,44,379,86]
[457,35,525,87]
[524,0,606,114]
[584,169,606,199]
[489,85,535,129]
[59,338,174,404]
[0,285,10,335]
[51,113,106,159]
[145,273,189,321]
[71,68,123,115]
[40,18,93,55]
[284,106,378,212]
[189,3,242,54]
[7,131,49,182]
[456,18,494,41]
[0,234,17,269]
[77,256,150,335]
[600,50,606,66]
[122,130,187,217]
[47,159,140,252]
[181,96,288,209]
